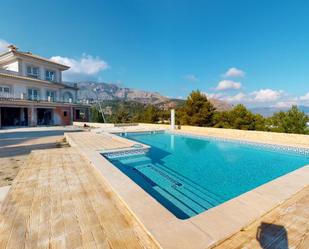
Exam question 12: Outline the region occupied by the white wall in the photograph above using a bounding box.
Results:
[0,78,63,101]
[1,60,19,72]
[20,59,62,83]
[0,79,78,102]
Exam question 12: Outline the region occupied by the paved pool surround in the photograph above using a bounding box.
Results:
[69,123,309,249]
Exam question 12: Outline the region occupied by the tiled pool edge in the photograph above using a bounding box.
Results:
[171,130,309,156]
[65,132,309,249]
[65,133,164,249]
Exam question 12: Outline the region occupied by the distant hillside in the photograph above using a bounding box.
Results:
[75,81,169,104]
[208,98,233,111]
[251,106,309,117]
[72,81,232,111]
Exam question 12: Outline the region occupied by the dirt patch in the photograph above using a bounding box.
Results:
[0,134,70,187]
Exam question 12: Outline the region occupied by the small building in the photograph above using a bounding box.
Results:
[0,45,90,127]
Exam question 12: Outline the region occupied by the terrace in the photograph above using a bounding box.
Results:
[0,68,88,105]
[0,92,88,106]
[0,124,308,248]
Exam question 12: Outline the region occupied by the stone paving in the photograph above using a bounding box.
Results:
[0,147,160,249]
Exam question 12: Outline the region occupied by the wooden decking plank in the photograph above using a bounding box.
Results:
[0,147,159,249]
[213,186,309,249]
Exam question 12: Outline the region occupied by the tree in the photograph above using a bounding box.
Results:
[112,105,131,123]
[213,104,266,131]
[90,106,105,123]
[139,105,160,123]
[270,106,309,134]
[178,90,216,126]
[213,111,232,128]
[230,104,258,130]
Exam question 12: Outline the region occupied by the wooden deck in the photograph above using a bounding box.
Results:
[1,128,309,249]
[66,131,136,151]
[213,186,309,249]
[0,148,160,249]
[66,131,309,249]
[0,128,67,187]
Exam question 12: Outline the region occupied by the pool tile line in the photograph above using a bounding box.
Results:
[114,129,309,155]
[170,130,309,156]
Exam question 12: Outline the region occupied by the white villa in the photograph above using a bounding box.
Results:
[0,45,90,127]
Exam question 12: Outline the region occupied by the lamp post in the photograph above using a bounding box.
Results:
[171,109,175,130]
[93,87,106,123]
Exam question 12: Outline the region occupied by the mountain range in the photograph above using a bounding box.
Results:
[72,81,309,116]
[73,81,233,111]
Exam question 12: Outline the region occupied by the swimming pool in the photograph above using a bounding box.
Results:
[105,132,309,219]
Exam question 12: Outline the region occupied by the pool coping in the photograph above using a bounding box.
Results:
[65,130,309,249]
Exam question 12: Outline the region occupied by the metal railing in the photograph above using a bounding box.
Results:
[0,92,89,105]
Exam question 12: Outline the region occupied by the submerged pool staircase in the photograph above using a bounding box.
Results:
[109,154,224,219]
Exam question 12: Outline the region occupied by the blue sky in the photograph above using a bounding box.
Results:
[1,0,309,107]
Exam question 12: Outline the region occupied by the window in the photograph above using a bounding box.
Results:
[75,109,85,120]
[63,91,74,103]
[26,65,39,78]
[46,90,56,102]
[28,88,39,100]
[75,110,80,119]
[45,70,56,82]
[0,86,10,93]
[63,111,67,117]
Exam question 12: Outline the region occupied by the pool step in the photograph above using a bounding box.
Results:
[152,186,196,217]
[136,164,210,216]
[153,163,222,206]
[113,154,222,217]
[115,155,152,167]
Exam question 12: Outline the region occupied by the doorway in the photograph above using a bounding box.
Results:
[37,108,53,125]
[0,107,28,127]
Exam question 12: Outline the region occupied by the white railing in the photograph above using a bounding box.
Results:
[0,68,21,76]
[0,92,88,105]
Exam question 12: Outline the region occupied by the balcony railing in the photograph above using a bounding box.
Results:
[0,68,21,76]
[0,92,89,105]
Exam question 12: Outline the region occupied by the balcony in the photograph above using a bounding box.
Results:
[0,92,89,105]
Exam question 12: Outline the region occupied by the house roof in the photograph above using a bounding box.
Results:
[0,46,70,70]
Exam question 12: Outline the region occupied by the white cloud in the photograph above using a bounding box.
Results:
[223,92,248,102]
[215,80,242,91]
[50,53,109,81]
[204,91,248,103]
[272,101,298,108]
[184,74,199,82]
[206,84,308,107]
[223,67,245,78]
[300,92,309,101]
[206,88,286,105]
[204,92,224,99]
[251,89,283,102]
[0,39,10,53]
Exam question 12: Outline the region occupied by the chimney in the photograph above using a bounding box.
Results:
[8,45,18,52]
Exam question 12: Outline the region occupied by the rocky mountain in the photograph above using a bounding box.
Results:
[208,98,233,112]
[72,81,232,111]
[75,81,169,104]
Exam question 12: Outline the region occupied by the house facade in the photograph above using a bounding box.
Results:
[0,45,90,127]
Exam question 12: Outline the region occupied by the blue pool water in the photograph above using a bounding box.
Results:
[106,132,309,219]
